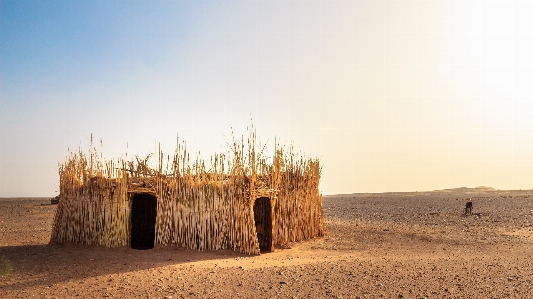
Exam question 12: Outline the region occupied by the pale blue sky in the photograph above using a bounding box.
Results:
[1,1,533,196]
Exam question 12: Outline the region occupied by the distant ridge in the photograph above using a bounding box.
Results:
[325,186,533,197]
[439,186,498,192]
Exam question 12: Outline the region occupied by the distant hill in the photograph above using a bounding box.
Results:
[439,186,498,192]
[325,186,533,198]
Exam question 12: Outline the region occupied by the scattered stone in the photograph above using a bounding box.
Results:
[280,281,288,285]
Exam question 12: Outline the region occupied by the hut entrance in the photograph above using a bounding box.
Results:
[253,197,272,253]
[130,193,157,250]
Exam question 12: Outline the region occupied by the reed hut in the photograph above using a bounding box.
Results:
[51,130,326,255]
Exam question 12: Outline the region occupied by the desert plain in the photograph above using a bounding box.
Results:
[1,187,532,299]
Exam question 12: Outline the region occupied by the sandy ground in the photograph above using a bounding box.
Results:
[1,189,533,299]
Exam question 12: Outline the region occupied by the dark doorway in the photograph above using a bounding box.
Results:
[130,193,157,250]
[253,197,272,253]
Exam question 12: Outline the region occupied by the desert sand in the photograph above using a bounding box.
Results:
[1,188,532,298]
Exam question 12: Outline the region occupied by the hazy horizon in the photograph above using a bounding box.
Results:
[2,1,533,197]
[2,185,533,198]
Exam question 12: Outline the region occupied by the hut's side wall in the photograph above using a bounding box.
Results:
[51,173,130,247]
[275,160,325,246]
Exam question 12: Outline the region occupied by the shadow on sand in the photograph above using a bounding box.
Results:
[0,242,248,292]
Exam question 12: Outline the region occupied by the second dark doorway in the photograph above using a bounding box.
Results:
[130,193,157,250]
[253,197,272,253]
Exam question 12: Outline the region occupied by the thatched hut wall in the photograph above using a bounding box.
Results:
[51,173,130,247]
[153,175,264,254]
[51,133,325,255]
[275,159,325,246]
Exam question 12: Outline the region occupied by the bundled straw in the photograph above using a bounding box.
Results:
[51,129,325,255]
